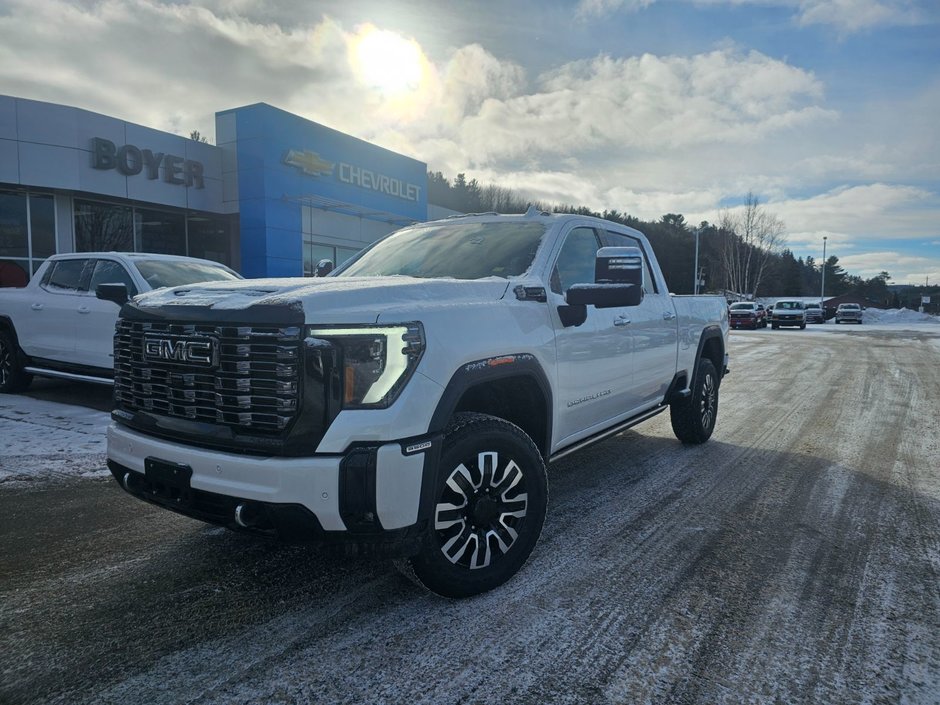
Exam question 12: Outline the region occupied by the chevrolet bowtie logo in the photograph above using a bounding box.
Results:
[283,149,335,176]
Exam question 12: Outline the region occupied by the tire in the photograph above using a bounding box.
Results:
[799,322,806,330]
[0,330,32,394]
[772,323,779,330]
[405,412,548,598]
[670,357,719,444]
[835,319,840,324]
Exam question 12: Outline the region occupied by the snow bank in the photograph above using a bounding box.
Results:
[0,395,110,484]
[860,307,939,324]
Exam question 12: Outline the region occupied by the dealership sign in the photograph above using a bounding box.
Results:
[283,149,421,202]
[90,137,205,189]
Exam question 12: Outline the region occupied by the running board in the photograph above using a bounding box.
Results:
[549,405,668,463]
[24,367,114,386]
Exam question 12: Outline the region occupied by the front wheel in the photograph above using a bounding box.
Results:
[800,322,806,330]
[0,330,32,394]
[670,357,719,444]
[406,412,548,598]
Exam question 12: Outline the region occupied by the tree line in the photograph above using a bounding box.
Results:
[427,171,902,303]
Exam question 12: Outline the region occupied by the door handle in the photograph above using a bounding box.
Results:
[614,315,631,327]
[31,303,43,311]
[663,311,677,320]
[78,306,91,314]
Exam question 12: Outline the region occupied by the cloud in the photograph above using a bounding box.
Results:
[835,251,940,284]
[455,49,832,168]
[796,0,926,33]
[576,0,656,18]
[768,184,938,240]
[574,0,932,33]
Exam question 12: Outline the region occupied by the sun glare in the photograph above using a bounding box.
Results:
[352,26,425,94]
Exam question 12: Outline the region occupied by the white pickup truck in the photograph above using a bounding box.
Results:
[104,210,730,597]
[0,252,240,391]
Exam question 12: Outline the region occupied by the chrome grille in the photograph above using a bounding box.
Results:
[114,320,302,432]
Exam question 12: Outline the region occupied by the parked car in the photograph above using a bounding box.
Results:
[770,300,806,329]
[0,252,241,391]
[729,301,767,329]
[835,303,863,324]
[804,302,825,324]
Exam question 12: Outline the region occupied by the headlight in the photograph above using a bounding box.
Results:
[307,323,425,408]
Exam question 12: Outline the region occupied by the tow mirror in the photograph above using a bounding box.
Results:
[95,283,128,306]
[565,247,644,309]
[315,259,334,277]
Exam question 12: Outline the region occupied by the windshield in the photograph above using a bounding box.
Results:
[336,221,546,280]
[775,301,803,310]
[134,260,241,289]
[805,303,820,310]
[840,304,861,310]
[729,303,755,310]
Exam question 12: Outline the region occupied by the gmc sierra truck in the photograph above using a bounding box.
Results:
[0,252,240,390]
[102,209,730,597]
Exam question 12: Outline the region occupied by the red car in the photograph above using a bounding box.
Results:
[729,302,767,329]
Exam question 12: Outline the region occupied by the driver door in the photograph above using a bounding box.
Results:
[548,226,635,449]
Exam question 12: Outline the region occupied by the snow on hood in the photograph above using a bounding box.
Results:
[134,275,512,318]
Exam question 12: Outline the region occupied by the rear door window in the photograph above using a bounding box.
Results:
[42,259,90,292]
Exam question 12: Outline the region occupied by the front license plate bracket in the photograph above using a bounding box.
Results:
[144,457,194,503]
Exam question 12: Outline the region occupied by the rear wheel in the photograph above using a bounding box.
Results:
[0,330,32,394]
[670,357,719,444]
[406,412,548,598]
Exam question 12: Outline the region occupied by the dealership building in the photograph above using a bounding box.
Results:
[0,95,445,286]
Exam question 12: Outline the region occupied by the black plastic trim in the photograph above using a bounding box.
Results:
[428,353,553,457]
[693,326,726,387]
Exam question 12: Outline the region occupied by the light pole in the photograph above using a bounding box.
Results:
[693,228,702,295]
[820,235,828,307]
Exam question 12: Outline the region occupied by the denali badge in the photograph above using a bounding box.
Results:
[143,336,216,366]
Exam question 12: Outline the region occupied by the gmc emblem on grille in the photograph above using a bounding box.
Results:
[143,336,216,366]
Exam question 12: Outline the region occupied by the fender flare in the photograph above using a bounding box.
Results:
[428,352,554,457]
[692,325,726,388]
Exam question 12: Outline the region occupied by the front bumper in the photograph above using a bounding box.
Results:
[107,423,438,549]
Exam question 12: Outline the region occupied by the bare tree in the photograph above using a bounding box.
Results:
[718,192,786,298]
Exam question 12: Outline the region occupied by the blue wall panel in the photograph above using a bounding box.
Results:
[221,102,427,279]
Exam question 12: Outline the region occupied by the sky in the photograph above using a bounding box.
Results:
[0,0,938,285]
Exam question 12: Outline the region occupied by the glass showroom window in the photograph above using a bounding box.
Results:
[74,199,133,252]
[187,215,232,265]
[303,240,362,276]
[138,208,185,255]
[0,191,57,287]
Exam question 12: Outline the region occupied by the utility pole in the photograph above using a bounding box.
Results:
[820,236,827,306]
[693,228,702,295]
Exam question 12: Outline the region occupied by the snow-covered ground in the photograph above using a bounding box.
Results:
[0,395,110,484]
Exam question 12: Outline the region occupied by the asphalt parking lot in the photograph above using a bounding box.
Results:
[2,324,939,704]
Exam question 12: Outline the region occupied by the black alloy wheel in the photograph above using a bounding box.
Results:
[0,331,32,394]
[670,357,719,444]
[406,412,547,598]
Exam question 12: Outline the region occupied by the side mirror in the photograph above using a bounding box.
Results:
[565,246,644,309]
[96,283,128,306]
[315,259,334,277]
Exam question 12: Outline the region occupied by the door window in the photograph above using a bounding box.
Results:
[603,231,658,294]
[42,259,90,292]
[89,260,139,297]
[551,227,601,294]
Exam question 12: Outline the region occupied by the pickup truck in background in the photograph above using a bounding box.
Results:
[104,209,730,597]
[0,252,241,391]
[835,303,863,324]
[729,301,767,329]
